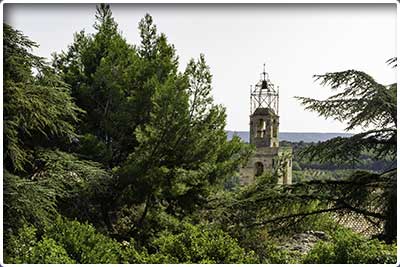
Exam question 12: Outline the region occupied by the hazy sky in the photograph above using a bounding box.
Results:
[4,4,396,133]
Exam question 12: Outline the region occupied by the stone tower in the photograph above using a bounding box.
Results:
[240,65,292,185]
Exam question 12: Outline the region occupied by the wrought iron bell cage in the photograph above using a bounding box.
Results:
[250,64,279,115]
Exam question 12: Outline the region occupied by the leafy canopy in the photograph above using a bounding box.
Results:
[296,69,396,162]
[4,23,83,172]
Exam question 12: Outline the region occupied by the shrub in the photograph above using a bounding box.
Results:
[148,222,257,263]
[45,216,125,263]
[5,217,149,264]
[4,225,75,264]
[237,228,301,264]
[303,228,397,264]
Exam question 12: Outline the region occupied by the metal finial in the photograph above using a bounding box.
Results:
[263,63,266,80]
[261,63,268,89]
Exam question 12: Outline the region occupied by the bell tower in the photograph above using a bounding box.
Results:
[239,64,292,185]
[249,64,280,148]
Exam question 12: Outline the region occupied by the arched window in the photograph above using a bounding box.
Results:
[254,162,264,177]
[257,119,266,138]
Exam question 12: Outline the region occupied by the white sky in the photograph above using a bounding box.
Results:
[4,4,397,133]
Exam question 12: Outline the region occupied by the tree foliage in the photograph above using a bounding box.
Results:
[296,69,396,162]
[4,23,82,172]
[303,228,396,264]
[53,4,137,167]
[4,217,148,264]
[3,17,114,239]
[117,55,248,224]
[147,222,257,263]
[295,65,397,243]
[4,225,75,264]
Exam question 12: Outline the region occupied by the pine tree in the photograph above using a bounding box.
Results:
[4,23,82,173]
[117,55,250,225]
[4,23,113,236]
[296,63,397,242]
[53,9,180,168]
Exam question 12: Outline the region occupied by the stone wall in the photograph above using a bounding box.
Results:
[239,146,292,185]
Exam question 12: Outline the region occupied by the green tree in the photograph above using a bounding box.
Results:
[296,63,396,243]
[296,69,396,162]
[4,23,82,173]
[3,23,89,234]
[4,7,262,263]
[3,23,114,240]
[117,55,250,233]
[53,4,136,167]
[51,6,252,247]
[53,9,179,168]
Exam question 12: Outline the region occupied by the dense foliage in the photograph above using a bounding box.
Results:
[148,222,257,263]
[296,67,397,243]
[3,4,396,264]
[303,228,397,264]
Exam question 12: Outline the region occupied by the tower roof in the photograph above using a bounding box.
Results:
[252,107,277,116]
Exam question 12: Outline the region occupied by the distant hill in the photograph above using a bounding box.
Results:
[226,131,353,143]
